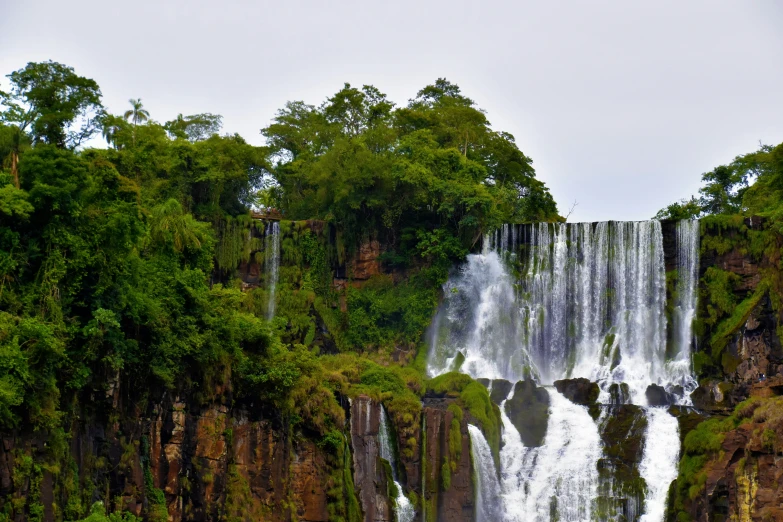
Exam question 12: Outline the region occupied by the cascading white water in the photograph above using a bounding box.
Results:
[468,425,503,522]
[264,222,280,320]
[500,389,602,522]
[379,407,415,522]
[428,219,700,522]
[429,220,700,401]
[666,220,700,398]
[427,251,535,381]
[519,221,668,401]
[639,408,680,522]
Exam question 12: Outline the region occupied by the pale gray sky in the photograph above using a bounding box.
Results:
[2,0,782,221]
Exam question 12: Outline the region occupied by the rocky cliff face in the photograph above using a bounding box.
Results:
[677,217,783,522]
[420,399,475,522]
[680,393,783,522]
[4,217,783,522]
[0,392,332,522]
[349,397,392,522]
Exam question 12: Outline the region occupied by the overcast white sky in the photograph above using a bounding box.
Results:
[2,1,782,221]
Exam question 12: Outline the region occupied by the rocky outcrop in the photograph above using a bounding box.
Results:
[350,396,392,522]
[554,377,600,407]
[725,294,783,385]
[420,398,475,522]
[596,404,648,520]
[687,409,783,521]
[692,293,783,412]
[503,379,549,447]
[487,379,513,405]
[645,383,674,407]
[351,240,382,280]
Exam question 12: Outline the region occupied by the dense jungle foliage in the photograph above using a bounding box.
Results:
[0,61,558,519]
[655,140,783,223]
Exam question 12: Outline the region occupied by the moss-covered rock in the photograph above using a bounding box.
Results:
[503,379,549,447]
[487,379,513,405]
[595,404,648,521]
[554,377,600,418]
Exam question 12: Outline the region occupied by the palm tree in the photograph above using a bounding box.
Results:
[124,98,150,126]
[100,114,126,149]
[124,98,149,145]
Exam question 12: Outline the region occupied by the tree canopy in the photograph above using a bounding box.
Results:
[655,141,783,220]
[262,79,560,262]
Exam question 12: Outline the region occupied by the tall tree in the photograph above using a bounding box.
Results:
[0,61,102,185]
[164,113,223,141]
[124,98,150,126]
[99,114,128,149]
[124,98,149,146]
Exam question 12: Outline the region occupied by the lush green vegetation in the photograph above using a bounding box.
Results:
[262,79,560,259]
[655,141,783,222]
[0,60,558,520]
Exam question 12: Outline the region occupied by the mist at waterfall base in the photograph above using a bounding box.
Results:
[428,220,700,522]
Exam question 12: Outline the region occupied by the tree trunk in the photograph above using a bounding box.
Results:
[11,150,19,189]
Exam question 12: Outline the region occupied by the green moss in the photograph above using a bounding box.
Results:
[671,397,763,518]
[139,436,166,522]
[449,351,466,372]
[440,459,451,491]
[380,458,398,500]
[447,403,463,472]
[224,464,256,522]
[426,372,501,465]
[344,274,439,352]
[710,280,768,357]
[701,267,740,328]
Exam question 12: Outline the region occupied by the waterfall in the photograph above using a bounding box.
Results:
[639,408,680,522]
[468,425,503,522]
[426,251,532,381]
[429,220,697,401]
[427,219,700,522]
[264,221,280,320]
[665,220,700,398]
[519,221,668,401]
[379,407,415,522]
[500,389,602,522]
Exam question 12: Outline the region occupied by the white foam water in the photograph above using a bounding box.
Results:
[500,389,602,522]
[639,408,681,522]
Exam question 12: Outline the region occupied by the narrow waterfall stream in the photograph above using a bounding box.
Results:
[264,221,280,320]
[379,407,415,522]
[639,408,681,522]
[428,220,700,522]
[468,425,503,522]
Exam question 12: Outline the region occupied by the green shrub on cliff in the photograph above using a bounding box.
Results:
[69,502,140,522]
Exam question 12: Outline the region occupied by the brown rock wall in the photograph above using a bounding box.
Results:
[421,399,475,522]
[689,421,783,522]
[349,396,392,522]
[0,396,336,522]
